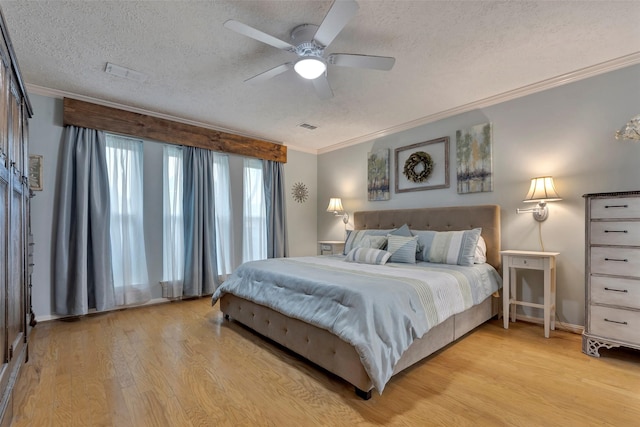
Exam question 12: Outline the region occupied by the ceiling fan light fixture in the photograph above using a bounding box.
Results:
[294,57,326,80]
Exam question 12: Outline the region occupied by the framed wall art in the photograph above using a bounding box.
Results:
[456,122,493,194]
[28,154,43,191]
[367,149,390,201]
[395,137,449,193]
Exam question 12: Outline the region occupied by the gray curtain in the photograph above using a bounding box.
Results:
[54,126,115,315]
[182,147,219,296]
[263,160,289,258]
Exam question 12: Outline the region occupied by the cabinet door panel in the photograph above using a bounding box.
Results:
[0,176,9,393]
[0,61,7,168]
[8,186,24,355]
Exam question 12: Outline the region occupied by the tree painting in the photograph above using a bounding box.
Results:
[456,123,493,194]
[367,149,390,201]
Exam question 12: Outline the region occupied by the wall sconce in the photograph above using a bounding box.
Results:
[326,197,349,230]
[516,176,562,222]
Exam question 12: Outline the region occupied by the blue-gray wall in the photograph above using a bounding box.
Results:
[317,63,640,327]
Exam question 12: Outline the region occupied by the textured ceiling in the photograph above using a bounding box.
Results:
[2,1,640,153]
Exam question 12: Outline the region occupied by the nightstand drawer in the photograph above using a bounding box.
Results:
[590,247,640,277]
[590,221,640,246]
[508,256,544,269]
[591,197,640,219]
[591,276,640,309]
[590,305,640,344]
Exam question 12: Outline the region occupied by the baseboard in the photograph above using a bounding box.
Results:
[35,297,171,323]
[515,314,584,335]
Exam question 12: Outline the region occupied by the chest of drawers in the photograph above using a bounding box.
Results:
[583,191,640,356]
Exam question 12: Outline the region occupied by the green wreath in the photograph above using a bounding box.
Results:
[403,151,434,183]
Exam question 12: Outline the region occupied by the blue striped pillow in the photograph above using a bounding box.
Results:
[386,234,418,263]
[345,247,392,265]
[427,228,482,266]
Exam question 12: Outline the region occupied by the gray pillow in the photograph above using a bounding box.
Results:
[343,229,392,254]
[387,234,418,263]
[388,223,412,237]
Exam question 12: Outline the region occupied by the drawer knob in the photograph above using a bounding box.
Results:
[604,204,629,208]
[604,287,628,293]
[604,318,628,325]
[604,258,628,262]
[604,230,628,233]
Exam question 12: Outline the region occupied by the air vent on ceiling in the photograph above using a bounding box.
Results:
[105,62,147,83]
[298,123,318,130]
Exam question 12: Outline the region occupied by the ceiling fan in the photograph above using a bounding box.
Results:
[224,0,395,99]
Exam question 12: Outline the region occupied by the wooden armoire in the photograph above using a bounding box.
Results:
[0,8,32,426]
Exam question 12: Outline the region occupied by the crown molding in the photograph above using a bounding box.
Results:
[317,51,640,154]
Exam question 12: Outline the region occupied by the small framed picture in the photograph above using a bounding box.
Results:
[29,155,43,191]
[395,137,449,193]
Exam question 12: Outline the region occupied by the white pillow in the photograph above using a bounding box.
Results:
[475,236,487,264]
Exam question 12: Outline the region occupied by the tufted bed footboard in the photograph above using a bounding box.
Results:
[220,292,499,399]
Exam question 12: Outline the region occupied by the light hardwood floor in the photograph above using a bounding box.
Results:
[11,298,640,426]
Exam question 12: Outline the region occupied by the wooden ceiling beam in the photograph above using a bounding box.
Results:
[63,98,287,163]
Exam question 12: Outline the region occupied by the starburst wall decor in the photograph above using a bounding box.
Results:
[291,182,309,203]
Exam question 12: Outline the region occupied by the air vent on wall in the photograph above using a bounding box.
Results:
[298,123,318,130]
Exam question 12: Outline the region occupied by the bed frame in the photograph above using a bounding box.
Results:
[220,204,501,399]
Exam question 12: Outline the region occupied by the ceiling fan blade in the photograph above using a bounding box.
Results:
[312,74,333,99]
[312,0,359,48]
[245,63,294,83]
[328,53,395,71]
[224,20,296,52]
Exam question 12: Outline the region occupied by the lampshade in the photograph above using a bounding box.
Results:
[294,57,326,80]
[523,177,562,203]
[326,197,344,214]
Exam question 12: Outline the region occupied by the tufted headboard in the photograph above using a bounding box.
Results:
[353,204,501,271]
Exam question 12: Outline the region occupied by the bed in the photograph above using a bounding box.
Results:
[213,204,502,399]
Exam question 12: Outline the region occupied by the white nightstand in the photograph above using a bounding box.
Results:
[501,250,559,338]
[318,240,345,255]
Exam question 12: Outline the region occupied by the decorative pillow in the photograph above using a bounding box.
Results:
[412,230,436,261]
[389,223,412,237]
[343,229,392,254]
[355,235,387,250]
[345,247,392,265]
[427,228,482,266]
[386,234,419,263]
[475,235,487,264]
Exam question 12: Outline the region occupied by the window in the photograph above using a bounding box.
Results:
[162,145,183,295]
[242,158,266,262]
[163,147,233,292]
[105,134,150,306]
[213,155,234,276]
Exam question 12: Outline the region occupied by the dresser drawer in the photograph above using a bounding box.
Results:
[507,256,544,269]
[590,247,640,277]
[590,221,640,246]
[591,276,640,309]
[590,305,640,344]
[591,197,640,219]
